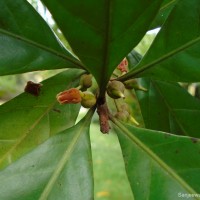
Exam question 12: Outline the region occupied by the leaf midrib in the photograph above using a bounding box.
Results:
[110,115,199,197]
[0,102,55,166]
[118,36,200,81]
[160,0,177,11]
[38,109,94,200]
[99,0,111,97]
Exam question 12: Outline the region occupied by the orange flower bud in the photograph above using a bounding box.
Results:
[56,88,81,104]
[117,58,128,73]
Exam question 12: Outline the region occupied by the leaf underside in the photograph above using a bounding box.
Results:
[41,0,164,94]
[0,110,94,200]
[0,69,83,169]
[0,0,83,76]
[112,118,200,200]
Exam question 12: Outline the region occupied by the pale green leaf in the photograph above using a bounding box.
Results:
[0,109,94,200]
[0,69,83,169]
[111,116,200,200]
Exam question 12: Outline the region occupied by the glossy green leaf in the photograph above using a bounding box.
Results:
[136,79,200,138]
[0,69,83,169]
[0,0,83,75]
[0,109,94,200]
[149,0,177,29]
[127,50,143,69]
[111,117,200,200]
[41,0,164,94]
[119,0,200,82]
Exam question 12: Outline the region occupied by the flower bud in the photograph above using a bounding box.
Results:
[120,103,132,114]
[107,80,125,99]
[79,74,92,89]
[115,110,129,122]
[56,88,81,104]
[80,91,96,108]
[129,115,139,126]
[123,79,147,92]
[115,110,139,125]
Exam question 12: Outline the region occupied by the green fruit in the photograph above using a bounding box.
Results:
[79,74,92,89]
[107,80,125,99]
[80,91,96,108]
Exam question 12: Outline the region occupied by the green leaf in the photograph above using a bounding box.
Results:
[0,109,94,200]
[149,0,177,29]
[0,0,83,75]
[118,0,200,82]
[111,116,200,200]
[127,50,143,68]
[41,0,164,94]
[0,69,83,169]
[136,79,200,138]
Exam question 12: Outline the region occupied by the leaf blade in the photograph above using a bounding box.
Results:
[118,0,200,82]
[136,78,200,137]
[111,116,200,200]
[0,110,94,200]
[0,0,83,75]
[0,69,83,169]
[41,0,164,94]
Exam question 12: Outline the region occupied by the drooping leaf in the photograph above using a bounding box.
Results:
[0,109,94,200]
[118,0,200,82]
[0,69,83,169]
[136,78,200,138]
[41,0,164,94]
[111,116,200,200]
[0,0,83,76]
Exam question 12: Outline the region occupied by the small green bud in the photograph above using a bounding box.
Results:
[115,110,139,126]
[115,110,129,122]
[80,91,96,108]
[120,103,132,114]
[79,74,92,89]
[124,79,147,92]
[107,80,125,99]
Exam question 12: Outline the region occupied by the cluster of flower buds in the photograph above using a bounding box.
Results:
[56,74,96,108]
[106,79,147,100]
[107,58,147,100]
